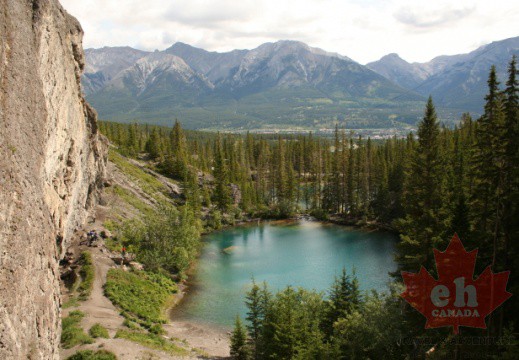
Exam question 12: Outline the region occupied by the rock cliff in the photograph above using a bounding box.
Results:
[0,1,107,358]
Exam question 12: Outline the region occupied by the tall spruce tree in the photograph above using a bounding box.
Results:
[470,66,507,270]
[396,97,446,272]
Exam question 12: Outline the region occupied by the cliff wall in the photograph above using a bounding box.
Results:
[0,1,106,358]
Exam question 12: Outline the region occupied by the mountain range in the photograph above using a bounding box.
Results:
[367,36,519,112]
[83,36,519,130]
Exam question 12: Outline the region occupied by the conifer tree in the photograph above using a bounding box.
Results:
[145,128,161,160]
[213,133,232,210]
[322,268,360,338]
[470,66,507,269]
[396,97,446,272]
[231,316,250,360]
[245,280,264,359]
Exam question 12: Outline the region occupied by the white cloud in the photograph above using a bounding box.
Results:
[60,0,519,64]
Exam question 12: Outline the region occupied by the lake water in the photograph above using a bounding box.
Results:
[171,220,397,328]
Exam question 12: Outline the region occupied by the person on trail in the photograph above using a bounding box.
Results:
[87,230,98,246]
[121,246,127,259]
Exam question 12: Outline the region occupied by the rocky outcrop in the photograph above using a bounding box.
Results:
[0,1,107,359]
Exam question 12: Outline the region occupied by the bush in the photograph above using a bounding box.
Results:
[122,318,140,330]
[78,252,94,301]
[149,324,165,335]
[122,205,201,275]
[61,311,94,349]
[104,269,177,325]
[310,208,329,221]
[89,323,109,338]
[66,350,117,360]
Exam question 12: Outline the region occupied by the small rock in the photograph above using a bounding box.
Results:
[129,261,144,271]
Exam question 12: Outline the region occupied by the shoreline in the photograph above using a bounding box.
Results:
[166,283,231,358]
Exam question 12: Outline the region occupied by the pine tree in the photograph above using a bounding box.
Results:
[231,316,250,360]
[396,97,446,272]
[245,279,264,359]
[145,128,161,160]
[503,56,519,262]
[213,133,232,210]
[322,268,360,338]
[470,66,507,270]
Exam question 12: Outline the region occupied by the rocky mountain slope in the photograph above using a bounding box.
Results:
[0,1,106,358]
[83,41,425,130]
[368,36,519,112]
[366,53,430,90]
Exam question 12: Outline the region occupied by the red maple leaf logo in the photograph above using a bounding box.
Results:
[401,234,512,334]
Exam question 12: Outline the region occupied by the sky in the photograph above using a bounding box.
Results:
[60,0,519,64]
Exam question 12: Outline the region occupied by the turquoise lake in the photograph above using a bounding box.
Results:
[171,221,398,328]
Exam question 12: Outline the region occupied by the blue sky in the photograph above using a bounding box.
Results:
[61,0,519,64]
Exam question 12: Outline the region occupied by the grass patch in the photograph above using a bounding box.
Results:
[66,350,117,360]
[109,150,172,203]
[89,323,109,339]
[123,318,140,330]
[111,185,155,217]
[78,252,94,301]
[62,297,79,309]
[61,311,94,349]
[115,330,188,356]
[104,269,177,326]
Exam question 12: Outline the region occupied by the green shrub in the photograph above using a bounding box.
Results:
[122,318,140,330]
[78,252,94,301]
[89,323,109,338]
[61,311,94,349]
[66,349,117,360]
[104,269,177,324]
[115,330,187,356]
[149,324,165,335]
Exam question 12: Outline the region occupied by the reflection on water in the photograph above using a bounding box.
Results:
[171,221,397,328]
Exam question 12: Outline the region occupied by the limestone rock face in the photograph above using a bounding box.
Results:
[0,1,107,358]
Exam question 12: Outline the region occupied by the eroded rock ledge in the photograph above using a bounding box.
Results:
[0,0,107,358]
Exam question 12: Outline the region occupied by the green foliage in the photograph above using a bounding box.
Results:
[207,209,223,230]
[322,268,361,338]
[121,205,201,275]
[104,269,177,325]
[61,311,94,349]
[122,318,140,330]
[333,292,406,359]
[230,316,250,360]
[103,219,117,232]
[66,350,117,360]
[89,323,109,339]
[241,277,414,360]
[115,330,188,356]
[77,252,94,301]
